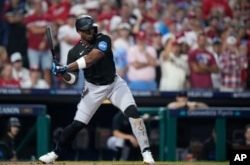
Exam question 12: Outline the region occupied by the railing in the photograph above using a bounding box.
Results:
[0,104,50,157]
[139,107,250,161]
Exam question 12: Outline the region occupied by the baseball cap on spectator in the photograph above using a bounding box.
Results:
[226,36,237,45]
[8,117,21,127]
[175,32,187,44]
[10,52,22,63]
[117,23,131,31]
[161,33,175,45]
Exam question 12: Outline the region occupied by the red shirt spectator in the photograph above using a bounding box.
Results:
[188,33,219,89]
[219,40,247,91]
[47,0,70,25]
[0,64,20,88]
[189,49,217,89]
[24,2,51,50]
[202,0,233,19]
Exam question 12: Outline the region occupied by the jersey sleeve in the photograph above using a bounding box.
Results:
[94,34,111,55]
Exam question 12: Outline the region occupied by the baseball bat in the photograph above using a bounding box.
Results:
[46,25,57,61]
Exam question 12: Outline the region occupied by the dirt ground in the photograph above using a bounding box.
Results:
[0,161,229,165]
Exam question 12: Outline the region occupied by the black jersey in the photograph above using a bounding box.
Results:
[67,33,116,85]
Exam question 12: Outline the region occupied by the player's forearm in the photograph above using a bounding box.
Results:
[67,49,104,70]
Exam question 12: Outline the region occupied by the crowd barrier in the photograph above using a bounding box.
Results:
[139,107,250,161]
[0,104,50,157]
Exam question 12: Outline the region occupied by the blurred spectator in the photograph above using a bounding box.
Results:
[0,0,7,45]
[0,63,20,88]
[30,69,49,89]
[0,0,248,91]
[113,23,133,51]
[188,32,219,89]
[159,39,189,91]
[84,1,99,21]
[107,111,140,161]
[202,0,233,20]
[0,117,21,161]
[183,139,203,161]
[113,23,133,79]
[183,11,203,50]
[127,31,157,91]
[151,32,163,88]
[209,37,222,90]
[47,0,71,26]
[234,124,250,149]
[110,3,136,32]
[97,1,116,32]
[205,16,223,40]
[201,128,231,160]
[24,0,52,86]
[0,46,8,72]
[167,91,209,110]
[57,14,80,65]
[3,0,28,67]
[219,36,248,91]
[242,124,250,148]
[201,128,216,160]
[11,52,31,88]
[69,0,87,17]
[113,48,128,80]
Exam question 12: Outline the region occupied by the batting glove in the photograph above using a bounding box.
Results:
[51,62,68,76]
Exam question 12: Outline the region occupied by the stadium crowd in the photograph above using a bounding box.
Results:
[0,0,250,92]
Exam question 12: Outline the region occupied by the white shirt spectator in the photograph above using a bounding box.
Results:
[58,23,80,65]
[127,46,157,81]
[159,52,189,91]
[11,52,32,88]
[12,67,31,88]
[30,69,49,89]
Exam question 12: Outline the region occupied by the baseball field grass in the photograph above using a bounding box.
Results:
[0,161,229,165]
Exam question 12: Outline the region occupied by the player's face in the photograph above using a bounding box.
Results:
[79,29,95,42]
[10,126,20,137]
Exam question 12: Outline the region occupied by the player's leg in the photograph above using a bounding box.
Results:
[124,105,155,164]
[108,76,155,164]
[39,120,85,163]
[39,82,108,163]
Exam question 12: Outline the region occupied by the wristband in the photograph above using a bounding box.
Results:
[64,72,76,84]
[76,57,86,69]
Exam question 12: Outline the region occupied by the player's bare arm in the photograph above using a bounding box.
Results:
[66,49,104,71]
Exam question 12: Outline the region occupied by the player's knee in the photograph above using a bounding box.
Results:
[124,105,140,118]
[71,120,86,130]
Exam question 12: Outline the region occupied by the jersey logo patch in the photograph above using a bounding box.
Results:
[98,41,108,51]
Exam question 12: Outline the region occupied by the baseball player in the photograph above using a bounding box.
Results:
[39,15,155,164]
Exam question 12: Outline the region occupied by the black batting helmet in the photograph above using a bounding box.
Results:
[75,15,95,31]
